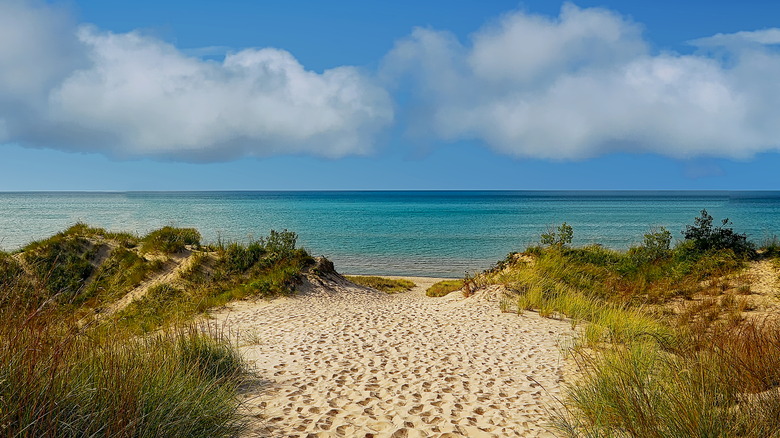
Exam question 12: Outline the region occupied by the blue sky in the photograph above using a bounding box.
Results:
[1,0,779,190]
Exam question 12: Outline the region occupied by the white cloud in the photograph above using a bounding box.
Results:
[383,3,780,160]
[3,0,780,163]
[690,28,780,48]
[0,1,393,161]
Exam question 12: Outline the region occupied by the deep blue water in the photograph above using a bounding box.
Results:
[1,191,779,277]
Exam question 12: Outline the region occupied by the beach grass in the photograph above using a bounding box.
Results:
[345,275,416,293]
[0,268,248,437]
[0,224,324,436]
[471,212,780,437]
[425,279,464,297]
[116,229,314,333]
[141,226,201,254]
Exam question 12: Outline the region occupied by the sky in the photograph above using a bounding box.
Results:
[1,0,779,190]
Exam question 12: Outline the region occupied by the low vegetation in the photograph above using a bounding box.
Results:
[346,275,415,293]
[141,226,201,254]
[115,229,314,333]
[426,279,464,297]
[0,267,248,437]
[0,223,320,436]
[470,210,780,437]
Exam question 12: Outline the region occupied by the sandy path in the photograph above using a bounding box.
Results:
[212,274,574,438]
[102,249,196,316]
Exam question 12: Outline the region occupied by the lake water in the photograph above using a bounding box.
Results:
[1,191,778,277]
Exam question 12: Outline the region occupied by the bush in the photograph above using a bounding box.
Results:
[221,242,265,273]
[554,320,780,437]
[541,222,573,248]
[682,209,755,258]
[263,229,298,257]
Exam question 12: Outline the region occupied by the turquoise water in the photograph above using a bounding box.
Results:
[1,191,779,277]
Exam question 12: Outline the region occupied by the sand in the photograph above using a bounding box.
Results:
[211,272,575,438]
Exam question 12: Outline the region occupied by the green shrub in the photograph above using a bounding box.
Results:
[221,242,265,273]
[426,279,464,297]
[630,226,673,264]
[541,222,574,248]
[263,229,298,258]
[142,227,201,254]
[346,275,416,293]
[121,231,314,333]
[683,209,755,258]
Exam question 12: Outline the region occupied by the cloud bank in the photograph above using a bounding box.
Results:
[0,0,393,161]
[2,1,780,162]
[384,3,780,160]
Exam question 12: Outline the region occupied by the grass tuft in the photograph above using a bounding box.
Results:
[426,279,464,297]
[141,226,201,254]
[345,275,416,293]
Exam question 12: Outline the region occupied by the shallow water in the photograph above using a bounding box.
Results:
[1,191,778,277]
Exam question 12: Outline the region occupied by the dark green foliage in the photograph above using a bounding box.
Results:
[264,229,298,257]
[142,226,201,254]
[638,226,673,261]
[218,230,299,273]
[221,242,266,273]
[683,209,755,258]
[242,262,302,297]
[567,244,623,267]
[541,222,574,248]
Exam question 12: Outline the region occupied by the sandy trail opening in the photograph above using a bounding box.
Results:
[212,275,575,438]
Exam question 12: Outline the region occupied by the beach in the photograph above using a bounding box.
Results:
[212,273,575,437]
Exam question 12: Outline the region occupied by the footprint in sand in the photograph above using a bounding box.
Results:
[211,274,575,437]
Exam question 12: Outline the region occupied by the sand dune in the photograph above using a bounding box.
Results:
[212,273,575,437]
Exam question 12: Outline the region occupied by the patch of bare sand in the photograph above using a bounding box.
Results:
[212,273,575,438]
[741,259,780,319]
